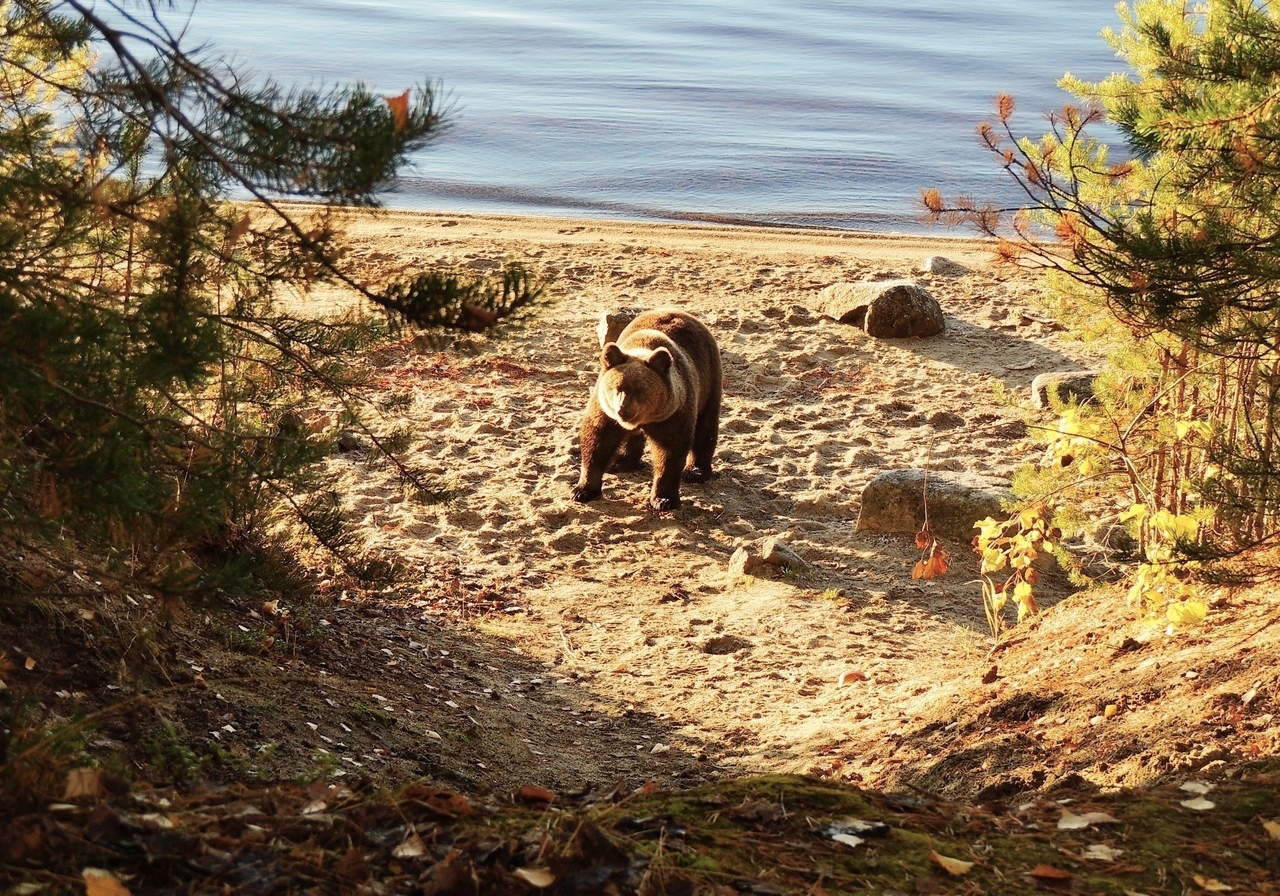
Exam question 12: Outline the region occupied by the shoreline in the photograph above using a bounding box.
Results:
[273,201,995,240]
[275,203,1002,280]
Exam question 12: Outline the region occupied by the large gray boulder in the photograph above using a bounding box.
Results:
[856,469,1013,541]
[814,280,945,338]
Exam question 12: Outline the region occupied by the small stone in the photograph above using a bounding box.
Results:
[1031,371,1099,410]
[757,536,807,570]
[728,546,765,577]
[597,307,645,347]
[336,430,368,453]
[923,256,971,276]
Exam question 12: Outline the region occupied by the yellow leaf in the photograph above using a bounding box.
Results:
[82,869,132,896]
[1119,503,1148,523]
[1167,599,1208,626]
[1263,819,1280,840]
[929,851,974,876]
[981,547,1006,574]
[974,516,1003,541]
[1192,875,1233,892]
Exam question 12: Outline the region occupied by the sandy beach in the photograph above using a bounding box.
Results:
[254,207,1141,793]
[27,203,1253,808]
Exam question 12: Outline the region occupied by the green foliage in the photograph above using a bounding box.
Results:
[928,0,1280,619]
[0,1,541,586]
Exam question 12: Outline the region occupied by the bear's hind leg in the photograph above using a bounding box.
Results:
[684,399,721,483]
[609,433,646,472]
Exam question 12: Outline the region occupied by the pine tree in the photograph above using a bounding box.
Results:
[925,0,1280,556]
[0,0,540,582]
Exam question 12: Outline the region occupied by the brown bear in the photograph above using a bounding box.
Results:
[571,309,722,511]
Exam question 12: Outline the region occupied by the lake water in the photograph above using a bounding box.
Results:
[166,1,1127,233]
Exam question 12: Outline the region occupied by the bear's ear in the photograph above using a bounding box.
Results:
[646,347,673,377]
[602,343,628,369]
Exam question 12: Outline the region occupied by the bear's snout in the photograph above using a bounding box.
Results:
[615,389,642,422]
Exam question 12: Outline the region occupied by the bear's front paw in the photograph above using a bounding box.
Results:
[650,494,681,512]
[682,465,712,483]
[571,483,602,503]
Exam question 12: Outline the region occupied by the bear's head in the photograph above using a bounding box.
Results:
[595,343,676,428]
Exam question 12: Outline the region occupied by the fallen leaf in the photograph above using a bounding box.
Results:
[1180,797,1216,811]
[392,833,427,859]
[63,767,104,800]
[823,817,890,847]
[1264,819,1280,840]
[982,664,999,684]
[1029,864,1073,880]
[385,89,411,132]
[838,670,867,686]
[1058,810,1089,830]
[929,851,974,876]
[1193,875,1233,892]
[513,868,555,888]
[1104,704,1118,718]
[1058,809,1120,829]
[514,785,556,804]
[1083,844,1124,862]
[461,303,500,331]
[82,868,132,896]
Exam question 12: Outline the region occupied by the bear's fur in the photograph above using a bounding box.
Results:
[571,309,722,511]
